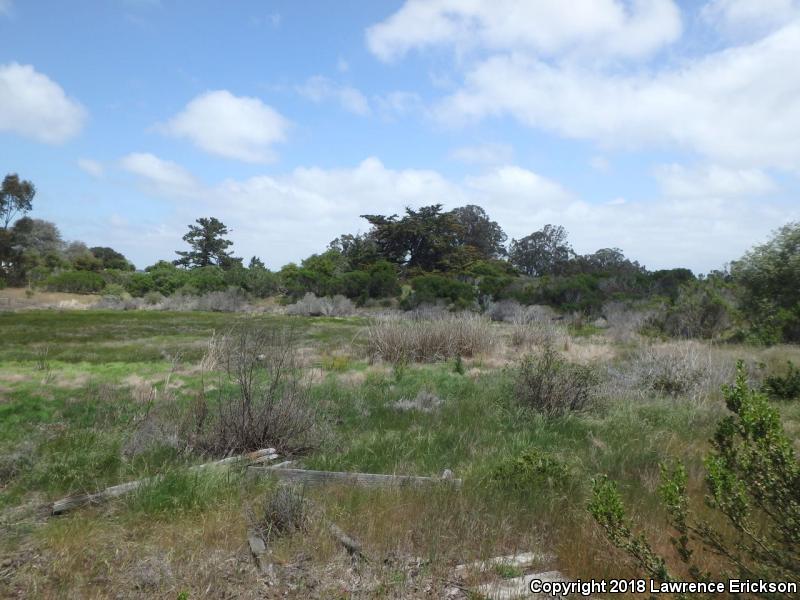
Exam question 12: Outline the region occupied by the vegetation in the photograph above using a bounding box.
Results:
[3,172,799,345]
[589,363,800,590]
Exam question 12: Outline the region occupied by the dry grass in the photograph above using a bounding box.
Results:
[366,313,496,363]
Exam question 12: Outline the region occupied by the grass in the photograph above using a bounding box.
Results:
[0,308,797,597]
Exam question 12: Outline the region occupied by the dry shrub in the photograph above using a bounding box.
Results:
[194,323,319,456]
[256,484,310,540]
[602,301,656,343]
[510,312,569,349]
[160,288,248,312]
[392,390,443,413]
[617,341,736,400]
[285,292,355,317]
[366,313,496,363]
[512,345,599,416]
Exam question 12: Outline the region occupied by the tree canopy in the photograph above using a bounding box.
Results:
[1,173,36,230]
[509,224,574,276]
[174,217,239,270]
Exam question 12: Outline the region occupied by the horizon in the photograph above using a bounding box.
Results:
[2,0,799,273]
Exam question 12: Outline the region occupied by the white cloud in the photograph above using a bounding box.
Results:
[375,91,423,117]
[119,154,796,272]
[702,0,800,37]
[451,143,514,165]
[655,164,777,198]
[160,90,289,163]
[433,24,800,170]
[296,76,370,115]
[0,63,86,144]
[120,152,201,197]
[77,158,104,178]
[367,0,682,62]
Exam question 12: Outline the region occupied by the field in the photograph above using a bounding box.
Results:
[1,308,799,598]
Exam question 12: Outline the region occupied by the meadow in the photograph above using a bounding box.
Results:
[1,307,798,599]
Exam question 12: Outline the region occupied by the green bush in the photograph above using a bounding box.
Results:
[489,448,570,492]
[44,270,105,294]
[401,274,475,310]
[762,361,800,400]
[589,362,800,590]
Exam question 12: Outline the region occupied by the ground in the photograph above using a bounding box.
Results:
[0,308,798,598]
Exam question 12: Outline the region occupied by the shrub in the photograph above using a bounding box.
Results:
[193,323,319,456]
[655,279,736,339]
[401,274,476,310]
[285,292,355,317]
[589,363,800,589]
[44,270,105,293]
[101,283,127,299]
[143,291,164,306]
[762,361,800,400]
[629,342,706,398]
[512,345,598,416]
[366,313,496,363]
[257,484,309,540]
[509,311,568,349]
[489,448,570,492]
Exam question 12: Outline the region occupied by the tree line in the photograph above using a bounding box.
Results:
[1,172,797,343]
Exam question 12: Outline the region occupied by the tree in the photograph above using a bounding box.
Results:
[731,221,800,342]
[509,224,574,276]
[449,205,507,260]
[174,217,239,270]
[1,173,36,230]
[90,246,134,271]
[361,204,462,271]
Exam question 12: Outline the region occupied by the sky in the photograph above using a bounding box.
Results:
[1,0,799,273]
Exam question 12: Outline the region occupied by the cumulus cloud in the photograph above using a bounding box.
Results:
[0,63,86,144]
[296,76,371,115]
[366,0,682,62]
[120,152,202,197]
[119,154,795,272]
[77,158,104,178]
[160,90,289,163]
[451,143,514,165]
[433,24,800,170]
[655,164,777,198]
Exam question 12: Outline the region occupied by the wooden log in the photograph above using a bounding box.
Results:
[51,448,279,515]
[247,467,462,489]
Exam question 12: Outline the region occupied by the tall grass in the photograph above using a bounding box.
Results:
[366,313,496,363]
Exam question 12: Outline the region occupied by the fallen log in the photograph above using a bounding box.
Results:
[51,448,278,515]
[476,570,567,600]
[247,467,462,489]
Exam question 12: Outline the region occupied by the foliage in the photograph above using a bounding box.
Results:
[1,173,35,230]
[44,270,106,293]
[762,361,800,400]
[589,363,800,590]
[512,345,598,416]
[174,217,240,269]
[90,246,134,270]
[656,278,737,339]
[489,447,569,492]
[450,204,507,260]
[401,273,475,310]
[732,221,800,342]
[509,224,573,277]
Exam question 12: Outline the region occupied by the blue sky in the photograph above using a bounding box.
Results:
[1,0,798,272]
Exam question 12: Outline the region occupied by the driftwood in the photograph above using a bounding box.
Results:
[51,448,279,515]
[247,467,462,489]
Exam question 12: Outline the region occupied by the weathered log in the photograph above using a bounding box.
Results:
[247,467,462,488]
[51,448,278,515]
[328,523,365,560]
